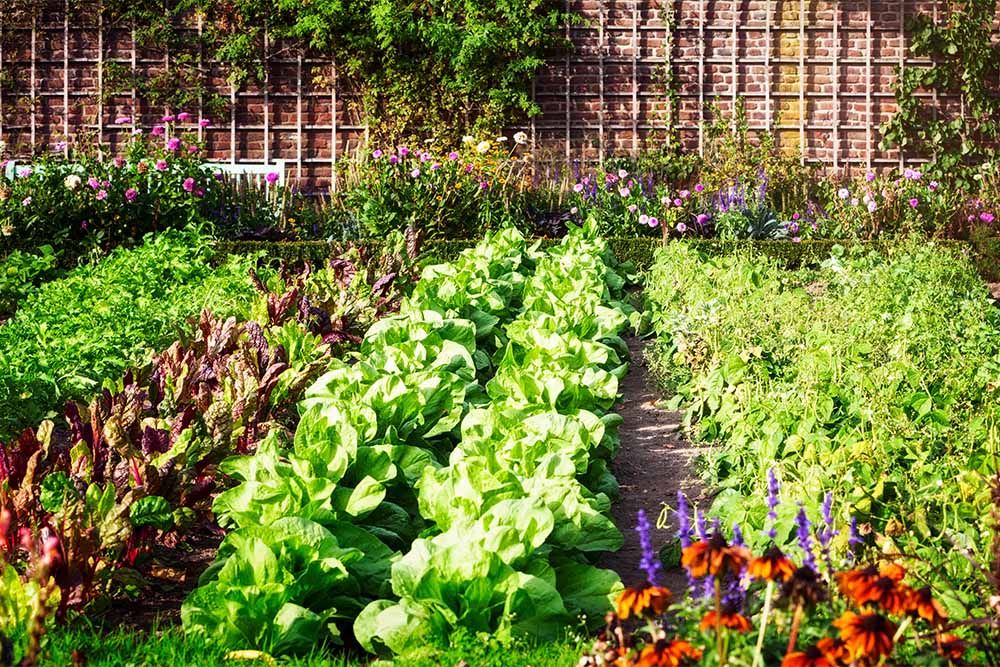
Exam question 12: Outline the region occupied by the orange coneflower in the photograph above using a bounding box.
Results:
[782,565,830,608]
[699,603,752,633]
[837,562,911,614]
[748,545,797,582]
[834,611,897,662]
[908,586,948,627]
[616,585,672,621]
[681,532,751,578]
[781,643,837,667]
[816,637,848,662]
[937,633,966,660]
[635,639,703,667]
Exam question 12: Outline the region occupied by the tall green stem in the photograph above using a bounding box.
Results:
[751,580,775,667]
[714,577,725,663]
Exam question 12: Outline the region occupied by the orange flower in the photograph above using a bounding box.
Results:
[748,545,797,582]
[782,643,837,667]
[815,637,848,662]
[908,586,948,627]
[681,533,751,578]
[834,611,897,662]
[699,608,752,633]
[937,633,966,660]
[782,565,829,608]
[616,585,672,620]
[635,639,703,667]
[836,563,911,614]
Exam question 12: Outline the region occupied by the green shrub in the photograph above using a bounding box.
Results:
[645,240,1000,606]
[0,229,260,440]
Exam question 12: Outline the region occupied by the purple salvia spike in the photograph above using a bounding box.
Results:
[796,505,818,572]
[635,509,662,587]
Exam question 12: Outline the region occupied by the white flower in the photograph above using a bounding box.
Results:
[570,206,578,214]
[462,135,475,144]
[837,188,850,200]
[64,174,82,190]
[476,140,491,154]
[496,136,509,142]
[1,223,12,236]
[513,131,528,145]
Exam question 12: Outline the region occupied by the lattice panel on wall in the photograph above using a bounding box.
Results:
[0,1,996,188]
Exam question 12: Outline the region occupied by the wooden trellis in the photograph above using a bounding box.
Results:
[0,0,990,187]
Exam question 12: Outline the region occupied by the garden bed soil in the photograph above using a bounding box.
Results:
[598,336,706,593]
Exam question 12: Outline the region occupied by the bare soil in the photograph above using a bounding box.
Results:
[597,336,706,593]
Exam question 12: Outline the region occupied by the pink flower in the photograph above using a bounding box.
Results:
[187,145,199,155]
[850,197,860,206]
[411,168,421,178]
[980,212,995,224]
[430,162,441,171]
[199,119,212,128]
[96,189,108,200]
[479,181,489,190]
[628,204,637,213]
[389,155,399,165]
[166,138,181,151]
[177,112,191,122]
[865,171,876,181]
[696,213,710,225]
[21,196,31,206]
[162,114,175,123]
[182,177,195,192]
[114,116,131,125]
[16,167,32,178]
[125,188,138,202]
[676,222,687,233]
[372,149,383,159]
[398,146,410,157]
[573,183,584,193]
[132,129,143,136]
[152,125,165,136]
[618,169,629,179]
[195,188,204,198]
[648,216,659,228]
[909,198,919,208]
[928,181,938,191]
[639,214,650,225]
[792,212,801,220]
[792,236,802,243]
[618,187,631,197]
[54,141,67,152]
[113,156,125,168]
[420,152,431,162]
[673,198,682,207]
[867,200,877,213]
[265,172,279,184]
[155,159,168,171]
[837,188,850,200]
[694,183,704,193]
[679,189,691,199]
[88,176,100,189]
[448,151,460,161]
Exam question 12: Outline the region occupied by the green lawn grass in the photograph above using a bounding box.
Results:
[39,626,586,667]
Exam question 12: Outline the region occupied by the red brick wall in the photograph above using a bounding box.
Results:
[1,1,996,190]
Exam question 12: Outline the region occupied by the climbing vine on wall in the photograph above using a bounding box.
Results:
[4,0,571,142]
[881,0,1000,184]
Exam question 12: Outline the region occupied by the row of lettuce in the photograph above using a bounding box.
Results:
[644,241,999,612]
[0,230,416,649]
[179,224,639,655]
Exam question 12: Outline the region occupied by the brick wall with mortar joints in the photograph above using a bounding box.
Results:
[1,0,998,189]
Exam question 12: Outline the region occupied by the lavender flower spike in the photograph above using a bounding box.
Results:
[795,505,818,572]
[676,491,692,548]
[636,509,662,587]
[765,467,780,539]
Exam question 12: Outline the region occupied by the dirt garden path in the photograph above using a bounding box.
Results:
[598,335,706,593]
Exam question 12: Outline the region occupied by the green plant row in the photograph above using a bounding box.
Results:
[0,229,262,441]
[644,241,1000,613]
[181,223,638,656]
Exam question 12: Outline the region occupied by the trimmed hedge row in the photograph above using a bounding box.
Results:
[217,237,996,275]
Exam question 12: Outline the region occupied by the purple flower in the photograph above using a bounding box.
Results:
[88,176,100,189]
[676,492,692,547]
[124,187,138,202]
[929,180,939,191]
[909,198,920,208]
[265,172,279,184]
[628,204,637,213]
[980,212,995,224]
[865,171,876,182]
[694,183,704,193]
[199,118,212,128]
[389,155,399,165]
[177,112,191,122]
[430,162,441,171]
[182,177,195,192]
[696,213,710,225]
[166,138,181,152]
[868,200,878,213]
[410,168,421,178]
[766,468,780,539]
[152,125,165,136]
[372,149,383,159]
[673,198,682,207]
[676,221,688,233]
[448,151,460,161]
[635,510,662,586]
[795,505,818,571]
[54,141,67,152]
[16,167,32,178]
[398,145,410,157]
[479,181,488,190]
[694,507,707,541]
[420,152,431,163]
[648,217,659,228]
[155,160,168,171]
